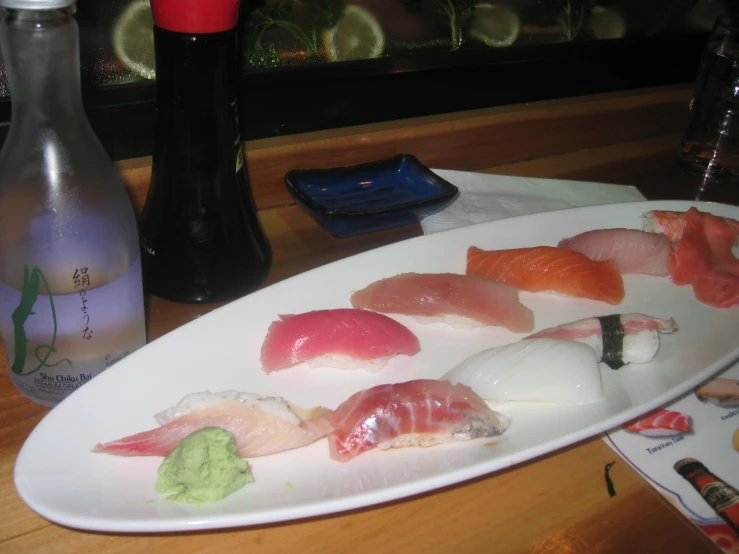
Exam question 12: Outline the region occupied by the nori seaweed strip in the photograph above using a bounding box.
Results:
[599,314,625,369]
[605,461,617,497]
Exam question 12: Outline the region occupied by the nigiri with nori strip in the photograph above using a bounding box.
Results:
[349,272,535,333]
[92,391,326,458]
[557,228,672,277]
[260,308,421,374]
[623,409,691,437]
[525,313,677,369]
[299,379,510,462]
[466,245,625,305]
[440,338,603,405]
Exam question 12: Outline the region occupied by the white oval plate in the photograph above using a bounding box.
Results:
[14,200,739,533]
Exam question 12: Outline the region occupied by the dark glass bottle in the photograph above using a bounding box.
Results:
[139,0,271,304]
[674,458,739,534]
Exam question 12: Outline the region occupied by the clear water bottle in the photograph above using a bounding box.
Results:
[0,0,147,407]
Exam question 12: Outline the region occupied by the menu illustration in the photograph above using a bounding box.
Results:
[606,361,739,553]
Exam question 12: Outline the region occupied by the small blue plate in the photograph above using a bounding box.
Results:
[284,154,459,238]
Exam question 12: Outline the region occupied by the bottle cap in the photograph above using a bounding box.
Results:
[674,458,703,473]
[0,0,74,8]
[150,0,239,34]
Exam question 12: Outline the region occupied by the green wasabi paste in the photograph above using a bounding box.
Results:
[155,427,254,504]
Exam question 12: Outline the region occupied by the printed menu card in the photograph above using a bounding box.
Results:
[606,361,739,553]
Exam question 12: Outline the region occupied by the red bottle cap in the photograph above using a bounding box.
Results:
[150,0,240,34]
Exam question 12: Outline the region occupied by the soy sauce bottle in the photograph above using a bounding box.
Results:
[140,0,272,303]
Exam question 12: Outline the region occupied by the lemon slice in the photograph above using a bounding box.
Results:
[587,6,626,40]
[323,5,384,62]
[469,4,520,48]
[687,0,726,32]
[113,0,155,80]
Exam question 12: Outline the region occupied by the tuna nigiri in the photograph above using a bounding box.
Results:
[557,228,672,277]
[441,338,603,405]
[526,313,677,369]
[92,391,326,458]
[300,379,510,462]
[260,308,421,374]
[644,209,739,243]
[623,409,691,437]
[349,272,535,333]
[647,207,739,308]
[466,245,625,305]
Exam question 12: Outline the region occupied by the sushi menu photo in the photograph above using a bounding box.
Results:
[606,360,739,553]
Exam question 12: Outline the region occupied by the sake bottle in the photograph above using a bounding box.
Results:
[0,0,147,407]
[139,0,272,304]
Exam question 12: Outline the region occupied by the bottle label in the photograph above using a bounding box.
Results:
[8,265,73,376]
[701,482,739,512]
[0,259,147,406]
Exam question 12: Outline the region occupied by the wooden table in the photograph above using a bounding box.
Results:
[0,84,732,553]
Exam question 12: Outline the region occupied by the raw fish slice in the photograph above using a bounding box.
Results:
[696,378,739,407]
[557,228,672,277]
[526,313,677,369]
[349,272,534,333]
[623,409,691,437]
[663,208,739,308]
[260,308,421,374]
[441,338,603,405]
[466,245,625,305]
[92,391,325,458]
[300,379,509,462]
[644,209,739,243]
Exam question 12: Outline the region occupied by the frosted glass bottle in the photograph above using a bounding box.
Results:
[0,0,147,407]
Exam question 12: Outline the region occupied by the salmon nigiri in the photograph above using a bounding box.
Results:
[301,379,510,462]
[92,391,326,458]
[466,245,625,305]
[260,308,421,374]
[623,408,691,437]
[350,272,534,333]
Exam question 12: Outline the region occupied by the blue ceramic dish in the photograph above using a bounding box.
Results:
[284,154,459,238]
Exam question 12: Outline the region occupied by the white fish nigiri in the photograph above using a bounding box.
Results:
[557,228,672,277]
[92,391,325,458]
[441,338,603,405]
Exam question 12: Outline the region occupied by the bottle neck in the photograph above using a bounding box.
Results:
[151,27,241,166]
[0,7,84,125]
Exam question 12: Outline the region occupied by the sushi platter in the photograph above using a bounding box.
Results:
[13,200,739,533]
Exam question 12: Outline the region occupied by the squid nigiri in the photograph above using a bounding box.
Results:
[525,313,677,369]
[466,245,625,305]
[440,338,603,405]
[349,272,535,333]
[260,308,421,374]
[92,391,326,458]
[300,379,510,462]
[557,228,672,277]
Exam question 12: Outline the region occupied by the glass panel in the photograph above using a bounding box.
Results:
[0,0,727,98]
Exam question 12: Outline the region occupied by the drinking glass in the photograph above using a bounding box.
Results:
[679,16,739,183]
